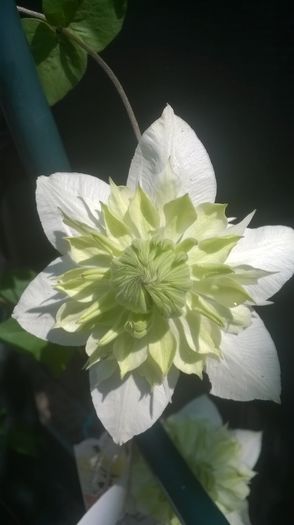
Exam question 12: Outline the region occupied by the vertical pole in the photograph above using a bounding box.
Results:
[0,0,70,176]
[136,422,229,525]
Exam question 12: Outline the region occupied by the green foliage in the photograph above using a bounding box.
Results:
[43,0,127,51]
[22,18,87,106]
[0,318,74,377]
[43,0,82,27]
[21,0,128,105]
[0,269,36,306]
[64,0,127,51]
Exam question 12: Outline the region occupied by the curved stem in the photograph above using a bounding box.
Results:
[63,28,141,142]
[17,6,46,20]
[16,5,141,142]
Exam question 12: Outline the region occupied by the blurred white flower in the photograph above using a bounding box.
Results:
[76,396,262,525]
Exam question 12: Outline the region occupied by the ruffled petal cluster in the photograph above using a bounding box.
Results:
[13,106,294,443]
[131,398,260,525]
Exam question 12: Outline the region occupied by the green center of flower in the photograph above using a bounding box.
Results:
[110,239,191,317]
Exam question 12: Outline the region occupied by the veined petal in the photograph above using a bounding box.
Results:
[12,257,89,345]
[227,225,294,303]
[90,366,179,444]
[173,345,204,378]
[206,312,281,402]
[124,185,161,237]
[36,173,110,253]
[163,194,197,238]
[127,105,216,205]
[113,333,148,378]
[184,202,228,241]
[148,318,176,378]
[170,318,205,377]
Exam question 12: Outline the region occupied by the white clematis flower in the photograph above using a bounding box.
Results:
[13,105,294,444]
[76,396,262,525]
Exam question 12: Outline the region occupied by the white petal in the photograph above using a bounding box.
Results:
[36,173,110,253]
[76,483,126,525]
[226,503,251,525]
[230,429,262,470]
[170,394,222,426]
[225,210,255,236]
[227,225,294,303]
[12,257,89,346]
[127,105,216,205]
[206,312,281,402]
[90,366,179,444]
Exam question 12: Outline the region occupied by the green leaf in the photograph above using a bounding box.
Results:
[0,318,75,376]
[0,270,35,306]
[43,0,81,27]
[43,0,127,52]
[67,0,127,52]
[22,18,87,105]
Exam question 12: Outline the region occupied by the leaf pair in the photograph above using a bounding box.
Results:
[22,0,128,105]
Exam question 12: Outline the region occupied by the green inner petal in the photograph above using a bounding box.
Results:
[147,317,176,378]
[108,179,132,218]
[124,185,161,237]
[101,202,132,247]
[193,276,253,308]
[113,333,148,378]
[55,184,262,385]
[163,193,197,237]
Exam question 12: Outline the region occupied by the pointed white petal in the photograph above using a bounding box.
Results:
[90,366,179,445]
[36,173,110,253]
[76,483,126,525]
[230,429,262,470]
[127,105,216,205]
[206,312,281,403]
[12,257,88,346]
[170,394,222,426]
[227,225,294,303]
[226,211,255,236]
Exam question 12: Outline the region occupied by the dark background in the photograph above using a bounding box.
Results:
[0,0,293,524]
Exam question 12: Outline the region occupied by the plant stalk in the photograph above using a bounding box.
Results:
[16,5,141,142]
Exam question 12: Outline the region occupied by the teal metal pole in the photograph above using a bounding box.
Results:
[136,422,229,525]
[0,3,229,524]
[0,0,70,175]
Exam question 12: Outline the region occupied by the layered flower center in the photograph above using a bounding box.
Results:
[111,239,191,317]
[54,182,266,385]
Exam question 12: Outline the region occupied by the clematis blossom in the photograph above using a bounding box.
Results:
[76,396,262,525]
[13,106,294,444]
